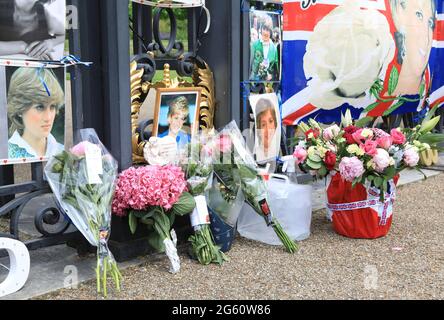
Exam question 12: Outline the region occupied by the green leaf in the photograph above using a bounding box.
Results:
[374,177,383,188]
[388,67,399,96]
[367,175,374,182]
[355,116,374,128]
[152,210,171,239]
[364,102,380,113]
[419,82,425,97]
[129,212,138,235]
[172,192,196,216]
[383,101,404,116]
[148,232,165,253]
[418,133,444,145]
[385,166,396,180]
[318,165,327,177]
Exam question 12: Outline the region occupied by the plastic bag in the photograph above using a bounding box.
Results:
[237,174,313,245]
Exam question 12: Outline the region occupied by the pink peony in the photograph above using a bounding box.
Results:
[390,129,406,145]
[372,149,391,173]
[293,146,308,165]
[112,165,188,216]
[361,139,378,156]
[376,136,393,150]
[70,141,94,157]
[403,147,419,167]
[339,157,365,182]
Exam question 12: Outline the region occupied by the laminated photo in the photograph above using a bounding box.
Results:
[0,0,66,61]
[0,65,66,164]
[249,10,282,82]
[250,92,281,163]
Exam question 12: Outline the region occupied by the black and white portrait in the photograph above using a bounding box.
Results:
[0,0,66,61]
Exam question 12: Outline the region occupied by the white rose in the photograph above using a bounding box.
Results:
[303,0,395,110]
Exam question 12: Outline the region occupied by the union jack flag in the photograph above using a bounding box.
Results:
[282,0,444,125]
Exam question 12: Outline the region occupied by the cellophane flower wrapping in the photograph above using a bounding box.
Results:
[44,128,122,297]
[213,121,298,253]
[181,131,228,265]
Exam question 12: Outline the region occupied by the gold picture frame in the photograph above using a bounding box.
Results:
[152,87,202,144]
[131,60,216,164]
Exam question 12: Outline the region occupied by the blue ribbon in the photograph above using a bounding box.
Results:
[37,65,51,97]
[59,55,93,67]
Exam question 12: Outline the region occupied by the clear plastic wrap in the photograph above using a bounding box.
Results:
[213,121,298,253]
[44,128,121,297]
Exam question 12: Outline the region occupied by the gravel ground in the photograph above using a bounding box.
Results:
[37,174,444,300]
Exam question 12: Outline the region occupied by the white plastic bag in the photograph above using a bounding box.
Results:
[237,174,313,245]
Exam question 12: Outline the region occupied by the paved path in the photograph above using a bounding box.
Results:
[0,166,442,300]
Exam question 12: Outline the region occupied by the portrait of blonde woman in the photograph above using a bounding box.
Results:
[0,0,66,60]
[7,67,65,159]
[390,0,436,96]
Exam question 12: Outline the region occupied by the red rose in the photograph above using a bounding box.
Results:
[343,126,359,144]
[324,151,337,171]
[305,128,320,140]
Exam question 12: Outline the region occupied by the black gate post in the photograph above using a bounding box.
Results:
[100,0,132,171]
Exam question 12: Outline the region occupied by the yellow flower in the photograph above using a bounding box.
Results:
[347,144,364,156]
[318,146,328,158]
[308,146,317,157]
[361,128,373,138]
[367,160,375,169]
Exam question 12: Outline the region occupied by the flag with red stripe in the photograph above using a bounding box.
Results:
[282,0,443,125]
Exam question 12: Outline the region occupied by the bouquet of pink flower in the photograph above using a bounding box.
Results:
[45,129,122,297]
[294,108,443,199]
[112,165,195,273]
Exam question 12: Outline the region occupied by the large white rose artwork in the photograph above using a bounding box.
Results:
[303,0,395,110]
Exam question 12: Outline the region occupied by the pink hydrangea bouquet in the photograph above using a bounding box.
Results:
[112,165,195,273]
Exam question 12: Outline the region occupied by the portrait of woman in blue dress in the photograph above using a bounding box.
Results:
[158,95,192,150]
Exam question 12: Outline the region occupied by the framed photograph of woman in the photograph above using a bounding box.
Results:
[249,10,282,82]
[250,93,281,164]
[0,65,65,164]
[152,87,202,150]
[0,0,66,61]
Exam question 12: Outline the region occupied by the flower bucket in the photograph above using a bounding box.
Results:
[326,172,399,239]
[208,207,236,253]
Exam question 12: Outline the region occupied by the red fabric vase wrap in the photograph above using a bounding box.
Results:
[326,172,399,239]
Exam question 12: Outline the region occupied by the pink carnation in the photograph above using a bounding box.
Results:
[71,141,94,157]
[403,148,419,167]
[339,157,365,182]
[112,165,188,216]
[361,139,378,156]
[217,135,232,153]
[323,125,340,141]
[373,149,391,173]
[293,146,308,165]
[376,136,393,150]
